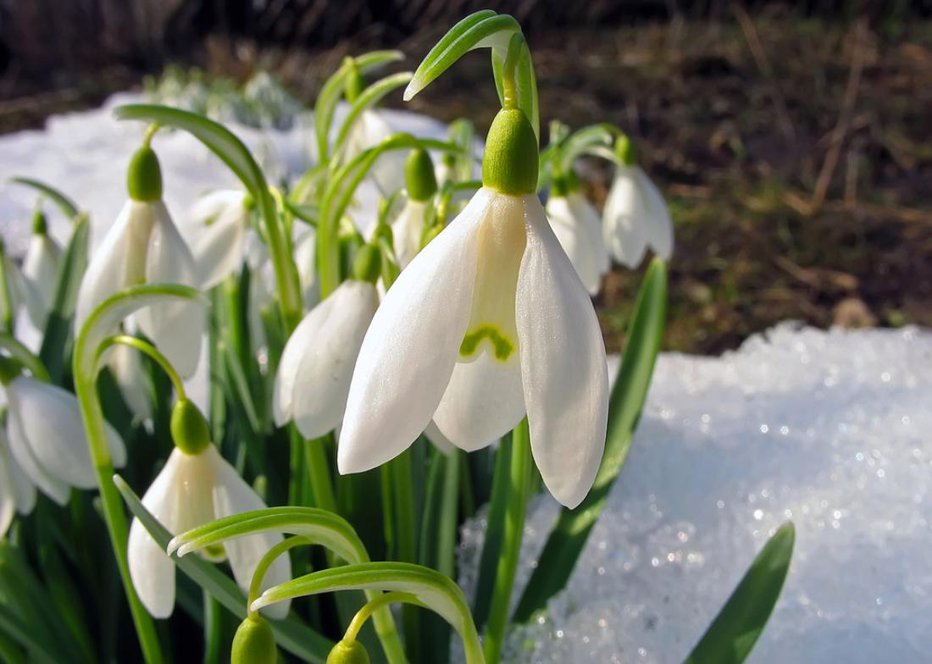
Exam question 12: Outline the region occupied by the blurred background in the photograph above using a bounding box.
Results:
[1,0,930,354]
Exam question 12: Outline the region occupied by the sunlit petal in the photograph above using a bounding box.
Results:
[603,167,648,269]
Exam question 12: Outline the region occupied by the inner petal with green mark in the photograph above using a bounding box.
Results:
[458,195,527,364]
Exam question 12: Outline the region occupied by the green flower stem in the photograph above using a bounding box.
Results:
[73,285,200,664]
[482,419,532,664]
[0,242,14,333]
[248,536,311,618]
[500,33,524,111]
[344,591,418,642]
[0,333,51,382]
[96,335,186,401]
[203,590,222,664]
[303,432,338,513]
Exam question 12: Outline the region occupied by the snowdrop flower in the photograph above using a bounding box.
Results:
[128,400,290,619]
[391,149,437,268]
[274,245,380,439]
[185,189,252,290]
[602,138,673,268]
[75,145,204,377]
[545,182,610,296]
[339,109,609,508]
[0,356,125,505]
[21,210,62,328]
[0,428,36,537]
[342,109,406,195]
[104,342,151,422]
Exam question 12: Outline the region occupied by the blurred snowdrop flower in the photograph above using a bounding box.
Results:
[602,138,673,268]
[546,186,610,296]
[0,428,36,537]
[339,109,609,508]
[342,109,406,195]
[185,189,252,290]
[104,342,152,422]
[21,210,62,328]
[75,145,204,377]
[128,400,290,619]
[292,229,319,308]
[0,356,125,506]
[274,245,380,439]
[391,148,437,268]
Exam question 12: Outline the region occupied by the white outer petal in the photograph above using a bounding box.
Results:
[0,437,16,536]
[187,190,249,290]
[6,415,69,505]
[603,167,648,269]
[293,229,319,308]
[105,343,152,422]
[424,421,455,455]
[567,191,610,275]
[392,200,428,268]
[546,195,603,296]
[0,429,36,515]
[635,168,674,260]
[516,197,609,508]
[128,450,186,618]
[135,201,205,378]
[338,189,490,474]
[75,200,152,334]
[285,281,379,439]
[6,376,126,489]
[208,446,291,620]
[432,351,525,452]
[22,234,62,325]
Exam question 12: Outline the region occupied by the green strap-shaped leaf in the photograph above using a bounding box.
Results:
[114,476,333,663]
[8,177,79,219]
[314,50,405,162]
[684,522,795,664]
[39,214,89,382]
[513,259,668,621]
[333,71,413,155]
[253,562,485,664]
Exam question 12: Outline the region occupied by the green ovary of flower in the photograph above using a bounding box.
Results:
[459,325,514,361]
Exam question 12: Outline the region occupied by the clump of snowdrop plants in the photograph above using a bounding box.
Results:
[0,11,794,664]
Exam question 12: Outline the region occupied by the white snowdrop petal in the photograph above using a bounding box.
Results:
[338,190,490,474]
[128,450,186,619]
[0,430,36,515]
[433,352,525,452]
[75,200,153,334]
[7,376,100,489]
[547,196,603,296]
[636,167,674,260]
[191,198,248,290]
[5,415,69,505]
[208,447,290,620]
[567,191,610,276]
[290,281,379,439]
[22,234,62,325]
[392,199,428,268]
[0,441,16,536]
[105,343,152,422]
[136,201,205,378]
[424,421,455,456]
[603,168,648,269]
[516,197,609,508]
[293,229,319,308]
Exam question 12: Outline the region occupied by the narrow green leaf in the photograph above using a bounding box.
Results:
[8,177,79,219]
[404,12,520,102]
[333,72,413,155]
[471,437,512,629]
[513,259,668,621]
[39,214,89,381]
[0,604,59,664]
[684,522,795,664]
[114,476,333,663]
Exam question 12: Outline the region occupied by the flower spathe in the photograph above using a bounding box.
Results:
[5,375,126,505]
[128,444,291,619]
[603,164,673,269]
[339,109,609,508]
[545,191,610,296]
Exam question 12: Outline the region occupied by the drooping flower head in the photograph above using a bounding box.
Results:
[603,136,674,269]
[21,209,63,328]
[339,108,609,508]
[75,143,204,377]
[128,399,290,619]
[391,148,438,268]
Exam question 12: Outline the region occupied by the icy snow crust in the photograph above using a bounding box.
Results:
[459,323,932,663]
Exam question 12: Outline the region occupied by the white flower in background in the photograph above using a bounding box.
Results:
[0,428,36,537]
[185,189,252,290]
[602,144,673,268]
[546,189,610,296]
[339,109,608,508]
[274,246,380,439]
[21,210,62,328]
[104,342,152,422]
[75,145,204,377]
[391,148,437,268]
[342,110,406,195]
[1,360,125,506]
[292,228,319,308]
[128,400,290,619]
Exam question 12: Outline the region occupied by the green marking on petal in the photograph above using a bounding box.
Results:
[459,325,514,361]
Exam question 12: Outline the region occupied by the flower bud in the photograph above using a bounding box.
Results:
[0,355,22,386]
[404,149,438,202]
[170,399,211,456]
[127,145,163,202]
[326,639,370,664]
[231,615,277,664]
[345,63,365,103]
[31,209,48,236]
[481,108,538,196]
